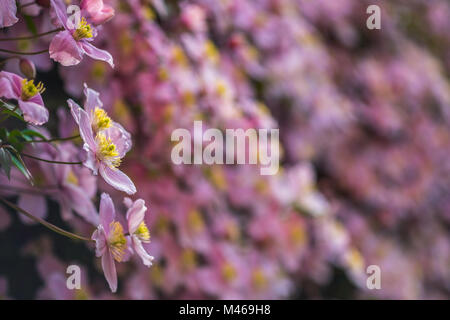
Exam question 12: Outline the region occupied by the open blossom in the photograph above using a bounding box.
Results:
[91,193,128,293]
[49,0,114,67]
[81,0,115,25]
[68,84,135,194]
[0,0,18,28]
[125,198,154,267]
[0,71,48,125]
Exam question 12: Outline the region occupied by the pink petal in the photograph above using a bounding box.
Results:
[50,0,69,29]
[18,100,49,125]
[78,108,97,151]
[17,194,47,225]
[83,83,103,114]
[0,0,18,28]
[101,249,117,293]
[0,71,21,99]
[99,192,115,231]
[92,226,106,257]
[49,31,84,66]
[133,237,154,267]
[81,0,115,25]
[63,183,99,225]
[67,99,83,124]
[80,42,114,68]
[99,164,137,195]
[126,199,146,234]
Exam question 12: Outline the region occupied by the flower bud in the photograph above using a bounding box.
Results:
[19,59,36,79]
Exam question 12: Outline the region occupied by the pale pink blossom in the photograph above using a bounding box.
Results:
[91,193,128,292]
[0,71,48,125]
[49,0,114,67]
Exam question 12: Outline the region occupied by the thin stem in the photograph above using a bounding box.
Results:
[0,48,48,56]
[25,134,81,143]
[0,28,63,42]
[0,184,52,195]
[21,153,82,165]
[0,197,94,242]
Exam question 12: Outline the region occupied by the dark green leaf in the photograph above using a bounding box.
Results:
[0,148,12,179]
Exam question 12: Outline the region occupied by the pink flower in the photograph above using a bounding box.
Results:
[91,193,128,293]
[49,0,114,67]
[0,0,18,28]
[68,84,136,195]
[125,197,154,267]
[81,0,115,25]
[0,71,48,125]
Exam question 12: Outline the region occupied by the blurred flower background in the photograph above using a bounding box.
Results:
[1,0,450,299]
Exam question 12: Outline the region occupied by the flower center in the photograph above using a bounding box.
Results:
[21,79,45,101]
[135,221,151,243]
[92,107,112,132]
[73,18,93,41]
[221,263,237,283]
[108,221,127,262]
[66,170,79,185]
[96,133,121,168]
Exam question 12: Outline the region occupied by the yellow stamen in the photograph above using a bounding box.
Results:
[108,221,127,262]
[221,263,237,283]
[187,210,205,234]
[21,79,45,101]
[135,221,151,243]
[96,133,121,168]
[73,18,93,41]
[66,170,79,185]
[92,107,112,132]
[251,268,268,291]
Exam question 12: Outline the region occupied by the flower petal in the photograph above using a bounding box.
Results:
[99,164,137,195]
[0,71,22,99]
[49,31,84,66]
[17,194,47,225]
[18,100,49,125]
[67,99,83,124]
[0,0,18,28]
[99,192,115,231]
[101,249,117,293]
[80,42,114,68]
[50,0,69,29]
[64,183,99,225]
[133,237,154,267]
[126,199,146,234]
[83,83,103,114]
[78,107,97,151]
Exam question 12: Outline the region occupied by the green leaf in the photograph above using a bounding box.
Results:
[23,15,38,35]
[0,148,12,179]
[21,129,46,141]
[3,146,33,185]
[0,100,25,122]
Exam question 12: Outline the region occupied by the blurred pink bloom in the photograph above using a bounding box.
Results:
[91,193,128,292]
[68,84,135,195]
[81,0,115,25]
[125,197,154,267]
[0,71,48,125]
[49,0,114,67]
[0,0,18,28]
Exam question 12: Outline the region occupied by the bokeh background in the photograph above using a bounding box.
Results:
[1,0,450,299]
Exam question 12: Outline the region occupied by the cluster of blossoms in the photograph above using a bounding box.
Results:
[0,0,152,294]
[0,0,450,299]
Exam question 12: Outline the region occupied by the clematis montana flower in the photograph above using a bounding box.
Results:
[0,71,48,125]
[68,84,135,194]
[49,0,114,67]
[125,197,154,267]
[81,0,115,25]
[91,193,128,293]
[0,0,18,28]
